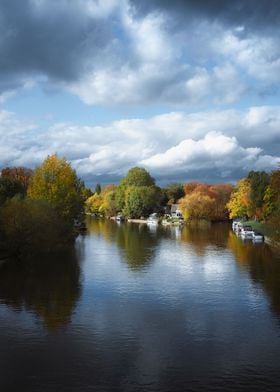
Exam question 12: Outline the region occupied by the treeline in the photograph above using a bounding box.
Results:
[1,158,279,259]
[85,166,280,242]
[0,155,90,259]
[227,169,280,241]
[85,167,233,221]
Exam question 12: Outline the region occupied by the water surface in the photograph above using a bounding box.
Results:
[1,219,280,391]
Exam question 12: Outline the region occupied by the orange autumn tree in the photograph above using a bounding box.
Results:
[180,182,233,221]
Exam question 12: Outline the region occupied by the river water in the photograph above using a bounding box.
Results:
[1,219,280,391]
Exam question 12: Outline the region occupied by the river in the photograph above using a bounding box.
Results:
[1,218,280,391]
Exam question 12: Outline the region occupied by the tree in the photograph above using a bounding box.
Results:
[103,191,117,217]
[247,171,270,219]
[120,167,155,187]
[208,184,233,220]
[180,191,215,221]
[1,166,33,193]
[0,176,24,205]
[85,193,103,215]
[95,183,101,195]
[226,178,251,219]
[179,182,233,221]
[263,169,280,241]
[27,155,83,222]
[162,183,185,204]
[115,167,159,217]
[0,198,74,258]
[123,185,160,218]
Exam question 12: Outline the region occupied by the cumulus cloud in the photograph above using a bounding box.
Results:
[140,132,277,180]
[0,106,279,184]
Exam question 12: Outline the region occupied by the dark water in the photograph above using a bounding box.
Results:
[1,219,280,391]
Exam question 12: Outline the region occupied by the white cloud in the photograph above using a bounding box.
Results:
[140,131,273,177]
[0,106,279,183]
[214,31,280,85]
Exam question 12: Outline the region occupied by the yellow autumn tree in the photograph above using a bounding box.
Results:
[28,155,83,222]
[226,178,252,219]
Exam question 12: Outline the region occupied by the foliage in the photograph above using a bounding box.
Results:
[0,198,74,259]
[226,179,252,219]
[85,193,103,214]
[263,169,280,241]
[95,183,101,195]
[0,176,24,205]
[120,167,155,187]
[247,171,270,219]
[103,191,117,217]
[114,167,159,218]
[85,184,116,216]
[1,166,33,193]
[162,183,185,204]
[123,185,160,218]
[80,181,93,201]
[180,182,233,221]
[180,191,215,221]
[27,155,83,222]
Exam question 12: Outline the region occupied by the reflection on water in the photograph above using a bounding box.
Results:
[228,232,280,318]
[0,250,81,331]
[179,222,229,253]
[87,218,158,270]
[1,218,280,391]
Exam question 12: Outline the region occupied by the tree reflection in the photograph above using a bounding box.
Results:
[0,250,81,331]
[116,223,158,270]
[179,222,229,255]
[228,232,280,318]
[86,218,158,270]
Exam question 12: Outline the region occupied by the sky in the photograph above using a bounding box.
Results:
[0,0,280,186]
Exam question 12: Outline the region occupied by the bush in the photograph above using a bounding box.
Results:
[0,198,74,259]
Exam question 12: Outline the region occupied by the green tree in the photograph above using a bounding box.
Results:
[247,171,269,219]
[263,169,280,241]
[27,155,83,222]
[115,167,159,217]
[162,183,185,204]
[123,185,160,218]
[95,183,101,195]
[103,190,117,217]
[120,167,155,187]
[0,176,24,205]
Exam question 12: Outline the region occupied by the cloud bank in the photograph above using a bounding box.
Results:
[0,106,279,184]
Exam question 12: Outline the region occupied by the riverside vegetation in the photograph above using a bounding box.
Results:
[0,156,279,261]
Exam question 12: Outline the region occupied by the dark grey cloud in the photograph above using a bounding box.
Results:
[129,0,280,34]
[0,0,279,107]
[0,0,112,93]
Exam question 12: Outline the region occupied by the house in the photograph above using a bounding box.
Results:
[170,204,182,218]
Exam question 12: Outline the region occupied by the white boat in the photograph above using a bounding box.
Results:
[234,222,243,234]
[147,213,159,226]
[232,219,241,231]
[252,231,264,242]
[240,225,254,239]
